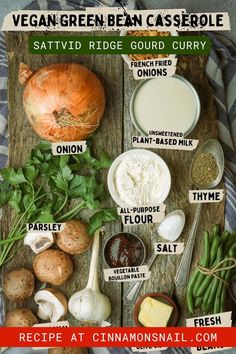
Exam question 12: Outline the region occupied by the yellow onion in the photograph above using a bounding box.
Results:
[19,62,105,142]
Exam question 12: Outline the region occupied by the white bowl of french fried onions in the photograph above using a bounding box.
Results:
[120,29,178,65]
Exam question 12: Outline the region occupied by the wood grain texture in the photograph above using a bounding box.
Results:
[1,33,225,328]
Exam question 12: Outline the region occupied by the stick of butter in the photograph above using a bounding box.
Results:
[138,296,173,327]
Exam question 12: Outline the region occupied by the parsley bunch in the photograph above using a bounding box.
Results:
[0,140,118,267]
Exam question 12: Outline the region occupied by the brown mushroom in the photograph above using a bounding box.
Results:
[3,268,35,302]
[33,249,73,286]
[48,349,88,354]
[5,308,38,327]
[56,220,91,255]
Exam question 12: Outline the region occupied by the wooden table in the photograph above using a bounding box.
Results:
[1,32,225,327]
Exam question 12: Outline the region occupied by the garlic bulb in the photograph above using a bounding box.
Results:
[68,229,111,322]
[69,288,110,322]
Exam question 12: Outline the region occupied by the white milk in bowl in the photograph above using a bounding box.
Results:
[130,75,200,136]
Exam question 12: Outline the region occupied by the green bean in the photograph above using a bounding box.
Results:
[220,286,226,312]
[206,245,223,306]
[196,252,221,298]
[192,231,210,297]
[213,281,223,314]
[203,301,212,314]
[197,233,222,298]
[202,277,214,305]
[186,269,199,314]
[224,233,236,254]
[211,224,220,237]
[220,273,230,313]
[210,235,221,265]
[219,246,236,312]
[221,230,230,247]
[195,296,203,309]
[214,249,228,314]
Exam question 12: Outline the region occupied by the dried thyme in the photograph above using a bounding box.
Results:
[191,153,219,186]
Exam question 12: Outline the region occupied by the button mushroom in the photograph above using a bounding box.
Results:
[56,220,91,255]
[33,249,73,286]
[5,308,38,327]
[24,231,55,254]
[34,288,68,323]
[3,268,35,302]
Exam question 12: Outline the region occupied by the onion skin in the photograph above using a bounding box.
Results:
[20,63,105,142]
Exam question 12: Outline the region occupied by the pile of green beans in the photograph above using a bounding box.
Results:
[186,224,236,314]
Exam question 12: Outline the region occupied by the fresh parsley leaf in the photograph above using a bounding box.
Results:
[77,147,96,165]
[68,175,86,198]
[0,167,11,181]
[51,193,66,214]
[61,166,73,181]
[59,155,70,169]
[29,157,41,165]
[37,203,55,223]
[88,208,119,235]
[68,175,97,200]
[35,150,45,162]
[52,166,73,192]
[1,168,27,185]
[44,153,52,162]
[85,198,101,210]
[38,212,55,223]
[94,151,112,169]
[35,140,51,151]
[24,165,38,183]
[22,194,37,217]
[21,183,33,195]
[0,181,12,207]
[8,189,22,213]
[70,147,98,172]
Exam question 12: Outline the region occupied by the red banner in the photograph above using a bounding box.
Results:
[0,327,235,348]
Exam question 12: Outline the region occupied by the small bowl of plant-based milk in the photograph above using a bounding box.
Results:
[107,149,171,207]
[130,75,200,137]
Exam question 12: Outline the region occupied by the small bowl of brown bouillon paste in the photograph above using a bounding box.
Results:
[104,232,146,268]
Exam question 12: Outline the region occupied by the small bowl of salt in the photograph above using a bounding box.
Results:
[157,209,185,242]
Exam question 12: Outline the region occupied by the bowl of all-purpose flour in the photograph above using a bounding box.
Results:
[107,149,171,207]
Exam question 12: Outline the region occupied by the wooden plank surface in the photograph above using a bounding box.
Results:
[1,33,225,327]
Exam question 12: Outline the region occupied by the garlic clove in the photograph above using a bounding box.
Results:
[24,232,54,254]
[34,289,67,323]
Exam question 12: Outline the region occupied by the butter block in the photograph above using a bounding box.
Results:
[138,296,173,327]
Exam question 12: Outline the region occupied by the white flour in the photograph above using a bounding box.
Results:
[114,154,165,207]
